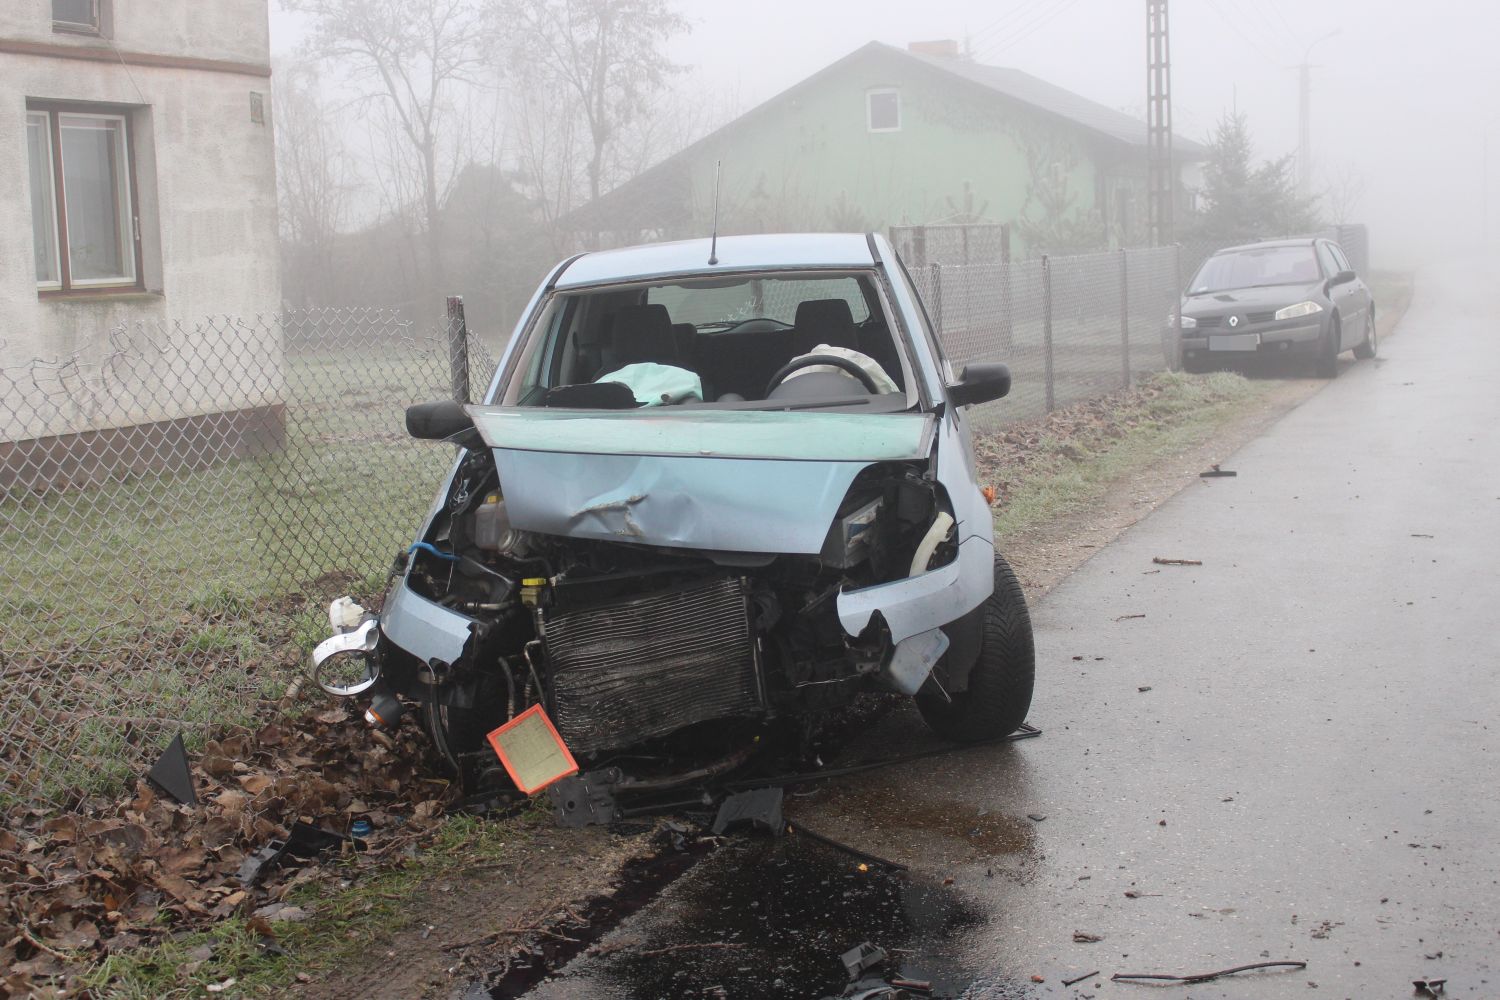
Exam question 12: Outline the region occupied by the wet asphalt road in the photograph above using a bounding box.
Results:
[512,262,1499,999]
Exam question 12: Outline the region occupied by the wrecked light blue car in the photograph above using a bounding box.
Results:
[315,233,1035,797]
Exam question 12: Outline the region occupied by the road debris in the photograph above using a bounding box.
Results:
[1072,930,1104,943]
[1115,613,1146,621]
[1111,960,1307,984]
[1138,686,1153,693]
[236,821,351,886]
[1200,464,1238,478]
[1413,977,1447,995]
[1027,813,1047,822]
[144,732,198,806]
[1062,970,1101,986]
[1152,557,1203,566]
[712,788,785,836]
[842,942,889,979]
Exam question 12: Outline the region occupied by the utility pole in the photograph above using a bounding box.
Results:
[1146,0,1173,246]
[1297,29,1340,199]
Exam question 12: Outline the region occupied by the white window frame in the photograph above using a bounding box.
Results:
[866,88,901,133]
[26,112,63,291]
[27,105,142,293]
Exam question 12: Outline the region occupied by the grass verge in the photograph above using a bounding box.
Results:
[977,370,1270,546]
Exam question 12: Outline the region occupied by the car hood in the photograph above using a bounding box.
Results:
[1183,281,1322,315]
[463,406,937,553]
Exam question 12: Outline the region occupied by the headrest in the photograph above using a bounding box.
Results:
[793,299,859,353]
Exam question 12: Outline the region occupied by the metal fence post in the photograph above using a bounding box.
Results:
[1120,248,1131,388]
[1173,244,1183,370]
[929,262,944,337]
[1042,254,1055,411]
[446,295,470,404]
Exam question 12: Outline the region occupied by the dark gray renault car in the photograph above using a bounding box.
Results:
[1170,237,1376,377]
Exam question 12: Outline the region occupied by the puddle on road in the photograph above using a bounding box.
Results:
[499,834,998,999]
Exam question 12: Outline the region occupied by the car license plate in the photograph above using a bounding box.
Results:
[1209,333,1260,352]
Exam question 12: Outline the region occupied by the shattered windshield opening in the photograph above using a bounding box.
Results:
[505,270,914,411]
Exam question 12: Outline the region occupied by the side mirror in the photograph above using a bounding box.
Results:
[405,400,475,441]
[947,362,1011,407]
[1330,269,1357,286]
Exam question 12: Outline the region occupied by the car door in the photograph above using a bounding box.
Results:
[1329,242,1372,337]
[1317,241,1362,349]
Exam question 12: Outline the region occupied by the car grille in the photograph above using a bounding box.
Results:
[1194,311,1279,329]
[538,577,764,755]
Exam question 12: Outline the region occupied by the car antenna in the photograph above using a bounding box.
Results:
[707,159,721,266]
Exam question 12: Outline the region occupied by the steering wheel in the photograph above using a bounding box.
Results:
[764,354,880,398]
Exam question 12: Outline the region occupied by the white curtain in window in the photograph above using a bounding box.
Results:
[59,115,133,284]
[27,114,60,285]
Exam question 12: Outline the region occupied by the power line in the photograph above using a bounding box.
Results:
[1200,0,1281,66]
[1223,0,1291,61]
[973,0,1085,62]
[967,0,1055,52]
[1263,0,1299,39]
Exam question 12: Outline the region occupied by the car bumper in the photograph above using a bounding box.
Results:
[1179,320,1324,357]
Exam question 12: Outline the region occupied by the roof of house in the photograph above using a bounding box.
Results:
[568,41,1206,231]
[898,44,1207,155]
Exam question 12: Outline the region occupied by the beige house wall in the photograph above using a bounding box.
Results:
[0,0,280,443]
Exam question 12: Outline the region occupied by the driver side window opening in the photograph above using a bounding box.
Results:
[506,271,915,410]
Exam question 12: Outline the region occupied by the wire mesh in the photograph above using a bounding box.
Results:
[0,310,493,808]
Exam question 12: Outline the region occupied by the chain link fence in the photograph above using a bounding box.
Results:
[1,309,495,808]
[917,245,1182,431]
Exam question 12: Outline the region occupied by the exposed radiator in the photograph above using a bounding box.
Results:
[538,577,764,755]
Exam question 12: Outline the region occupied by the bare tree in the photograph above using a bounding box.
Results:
[273,60,356,307]
[495,0,689,207]
[1322,162,1369,225]
[283,0,486,312]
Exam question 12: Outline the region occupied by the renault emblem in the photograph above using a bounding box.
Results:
[1228,315,1240,328]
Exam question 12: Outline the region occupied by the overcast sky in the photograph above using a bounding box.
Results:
[270,0,1499,264]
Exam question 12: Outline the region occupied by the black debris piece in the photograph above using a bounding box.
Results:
[547,769,622,828]
[1200,465,1238,478]
[711,787,784,836]
[146,732,198,806]
[236,822,349,886]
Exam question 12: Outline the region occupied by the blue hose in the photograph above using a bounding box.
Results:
[408,541,460,562]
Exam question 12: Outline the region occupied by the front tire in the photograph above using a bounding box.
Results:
[1353,310,1378,360]
[917,554,1036,741]
[1314,315,1342,378]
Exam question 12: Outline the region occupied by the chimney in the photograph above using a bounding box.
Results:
[908,39,961,59]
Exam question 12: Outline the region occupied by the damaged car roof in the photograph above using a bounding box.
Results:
[554,233,879,288]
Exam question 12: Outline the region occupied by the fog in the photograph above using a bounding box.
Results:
[268,0,1498,319]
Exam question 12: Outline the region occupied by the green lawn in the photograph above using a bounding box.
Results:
[1,345,481,804]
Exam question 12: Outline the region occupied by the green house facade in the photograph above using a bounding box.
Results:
[572,41,1205,257]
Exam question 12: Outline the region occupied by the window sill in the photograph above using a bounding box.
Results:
[52,23,105,37]
[39,288,160,304]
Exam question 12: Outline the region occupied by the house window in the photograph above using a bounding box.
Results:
[867,89,901,132]
[26,107,141,292]
[52,0,109,34]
